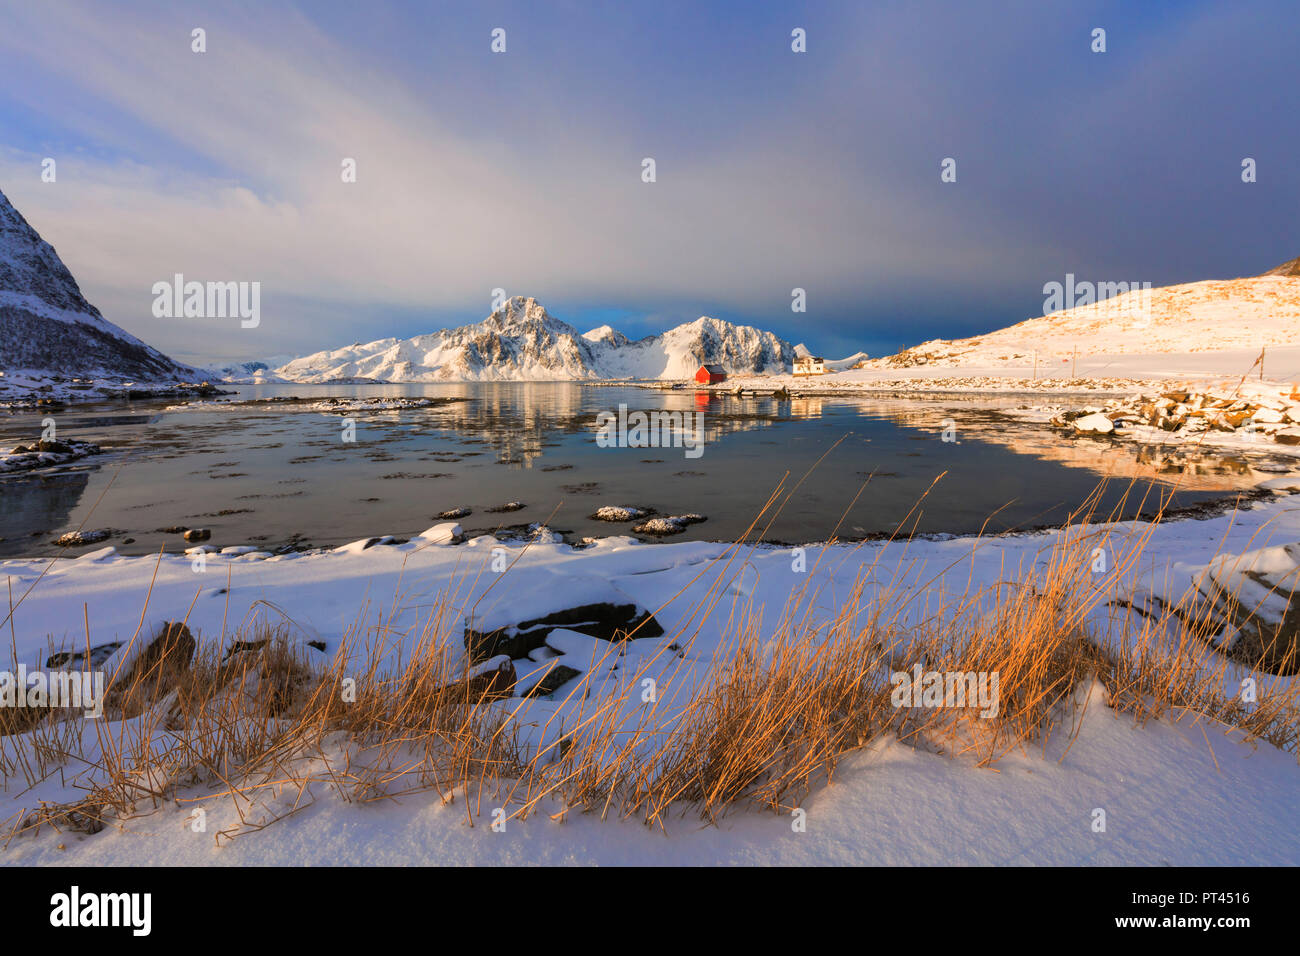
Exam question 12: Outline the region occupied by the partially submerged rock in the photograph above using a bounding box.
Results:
[1,438,102,475]
[52,529,111,547]
[632,514,707,536]
[1072,412,1114,434]
[1048,386,1300,447]
[591,506,650,522]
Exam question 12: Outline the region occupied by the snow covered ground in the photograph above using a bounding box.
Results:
[0,370,228,408]
[2,474,1298,865]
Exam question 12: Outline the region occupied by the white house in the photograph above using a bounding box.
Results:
[793,355,827,376]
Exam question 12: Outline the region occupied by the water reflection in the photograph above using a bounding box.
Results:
[0,384,1287,557]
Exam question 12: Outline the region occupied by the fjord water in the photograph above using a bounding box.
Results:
[0,383,1265,558]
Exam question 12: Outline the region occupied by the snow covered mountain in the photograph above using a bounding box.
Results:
[195,359,294,384]
[793,342,869,370]
[0,186,196,381]
[275,297,795,382]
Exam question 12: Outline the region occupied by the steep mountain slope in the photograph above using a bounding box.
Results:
[0,186,195,380]
[588,316,793,379]
[1263,256,1300,278]
[276,297,795,382]
[873,274,1300,369]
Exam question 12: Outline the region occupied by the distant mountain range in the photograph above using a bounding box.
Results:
[0,186,196,381]
[274,296,796,383]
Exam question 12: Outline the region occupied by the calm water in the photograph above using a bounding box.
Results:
[0,383,1272,557]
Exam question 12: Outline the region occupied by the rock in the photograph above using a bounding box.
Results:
[107,622,197,717]
[52,529,110,547]
[1275,429,1300,446]
[633,517,686,535]
[1186,543,1300,675]
[485,501,526,513]
[437,507,472,519]
[591,506,650,522]
[520,663,582,699]
[1072,412,1114,434]
[417,522,463,544]
[456,655,517,701]
[465,601,663,664]
[632,513,708,536]
[45,641,123,670]
[220,638,269,663]
[183,528,211,542]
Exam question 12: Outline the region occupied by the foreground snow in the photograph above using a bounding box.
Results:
[2,476,1298,865]
[6,680,1295,866]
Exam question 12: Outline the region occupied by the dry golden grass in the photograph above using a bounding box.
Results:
[2,480,1297,845]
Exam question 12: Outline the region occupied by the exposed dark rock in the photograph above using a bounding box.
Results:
[107,621,197,717]
[465,602,663,664]
[45,641,122,670]
[521,663,582,699]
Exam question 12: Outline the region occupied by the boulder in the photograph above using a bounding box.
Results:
[1072,412,1114,434]
[106,621,197,717]
[465,601,663,664]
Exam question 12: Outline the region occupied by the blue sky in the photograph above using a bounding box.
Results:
[1,0,1296,365]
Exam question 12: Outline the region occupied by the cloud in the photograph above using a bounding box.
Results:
[1,0,1295,362]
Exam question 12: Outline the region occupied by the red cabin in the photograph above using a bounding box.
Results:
[694,364,727,385]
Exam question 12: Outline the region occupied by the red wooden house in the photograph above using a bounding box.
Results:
[694,364,727,385]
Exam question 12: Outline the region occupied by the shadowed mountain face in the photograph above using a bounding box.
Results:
[1262,256,1300,277]
[0,186,194,380]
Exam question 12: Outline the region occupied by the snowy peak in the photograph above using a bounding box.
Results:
[582,325,628,348]
[0,185,195,381]
[0,187,101,319]
[276,300,796,383]
[277,296,597,383]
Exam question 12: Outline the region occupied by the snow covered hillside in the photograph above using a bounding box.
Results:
[0,186,195,381]
[275,296,794,382]
[875,273,1300,370]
